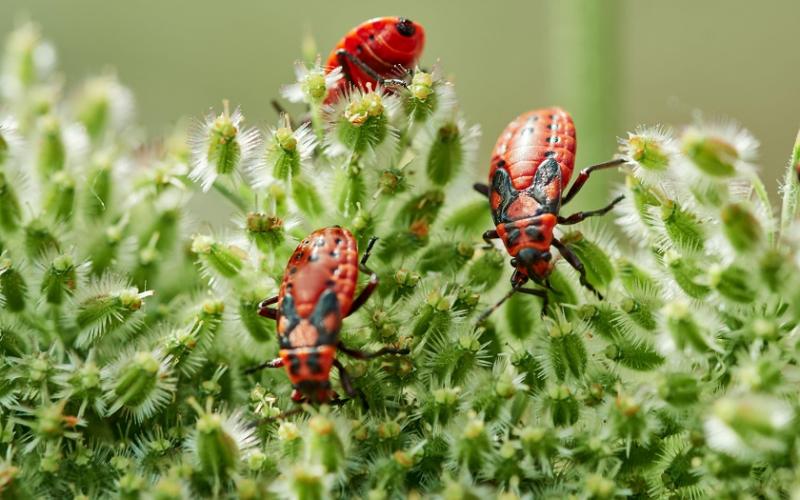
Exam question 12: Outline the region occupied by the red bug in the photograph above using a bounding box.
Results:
[324,16,426,102]
[474,107,625,320]
[247,226,408,405]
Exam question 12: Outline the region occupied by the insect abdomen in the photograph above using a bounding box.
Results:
[489,107,577,191]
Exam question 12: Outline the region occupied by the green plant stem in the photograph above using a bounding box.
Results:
[212,180,248,212]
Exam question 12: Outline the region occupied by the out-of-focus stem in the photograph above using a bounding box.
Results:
[548,0,622,205]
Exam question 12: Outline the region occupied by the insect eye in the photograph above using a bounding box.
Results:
[510,258,518,267]
[396,18,416,37]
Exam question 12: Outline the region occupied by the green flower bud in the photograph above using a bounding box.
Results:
[390,268,420,301]
[83,154,113,219]
[268,127,300,180]
[0,172,22,231]
[118,472,146,497]
[468,248,505,291]
[191,235,245,278]
[0,258,27,311]
[604,336,664,371]
[425,122,464,186]
[626,133,670,171]
[736,358,781,392]
[398,190,445,228]
[611,393,648,442]
[24,218,60,259]
[207,113,239,175]
[34,401,78,440]
[410,71,433,101]
[377,167,408,197]
[412,291,451,339]
[549,324,587,380]
[585,473,616,500]
[36,115,65,176]
[683,134,738,177]
[620,298,657,331]
[511,351,546,394]
[41,253,76,304]
[721,203,762,252]
[302,71,327,101]
[616,258,662,298]
[561,231,614,289]
[238,286,274,343]
[377,420,402,440]
[659,372,700,406]
[708,264,755,303]
[457,416,490,472]
[663,301,717,353]
[712,395,793,447]
[76,81,110,141]
[76,285,150,347]
[417,241,474,274]
[661,200,705,254]
[548,385,579,426]
[309,416,344,472]
[288,464,329,500]
[664,252,710,299]
[625,174,662,229]
[452,286,480,313]
[245,212,285,252]
[337,91,389,155]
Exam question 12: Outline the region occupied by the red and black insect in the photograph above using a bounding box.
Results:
[324,16,426,102]
[474,107,625,319]
[247,226,408,405]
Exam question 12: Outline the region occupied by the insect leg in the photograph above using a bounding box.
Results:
[258,295,279,320]
[552,238,602,299]
[336,49,408,88]
[516,286,549,315]
[561,158,626,205]
[270,100,297,129]
[473,183,490,198]
[482,229,499,249]
[243,357,284,375]
[332,359,369,410]
[338,342,410,360]
[348,237,380,316]
[557,195,625,225]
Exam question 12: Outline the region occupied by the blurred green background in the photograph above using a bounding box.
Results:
[1,0,798,210]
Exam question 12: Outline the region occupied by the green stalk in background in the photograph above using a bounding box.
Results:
[548,0,622,208]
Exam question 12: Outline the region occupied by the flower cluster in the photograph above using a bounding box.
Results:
[1,21,800,499]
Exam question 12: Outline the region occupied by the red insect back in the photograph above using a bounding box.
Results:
[276,227,359,347]
[489,107,576,192]
[488,108,576,281]
[325,16,425,100]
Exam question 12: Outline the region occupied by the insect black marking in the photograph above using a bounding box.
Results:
[309,289,341,345]
[507,228,521,245]
[279,293,301,342]
[289,355,301,375]
[546,136,559,143]
[531,157,562,213]
[491,168,519,225]
[548,123,559,130]
[306,351,322,374]
[525,226,543,240]
[496,159,506,168]
[545,151,556,157]
[314,237,326,247]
